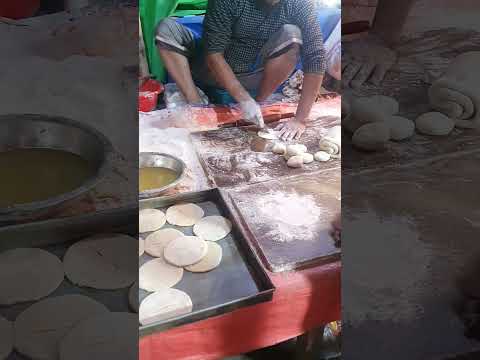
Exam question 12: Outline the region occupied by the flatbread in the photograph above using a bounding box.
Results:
[185,242,223,273]
[0,248,64,305]
[0,316,13,360]
[59,312,137,360]
[139,238,145,257]
[139,289,193,326]
[14,294,108,360]
[139,208,166,233]
[139,257,183,291]
[166,203,204,227]
[128,281,138,313]
[193,216,232,241]
[64,234,137,290]
[163,236,208,267]
[257,129,279,140]
[145,228,184,257]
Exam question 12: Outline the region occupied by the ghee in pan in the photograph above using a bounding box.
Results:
[139,167,178,192]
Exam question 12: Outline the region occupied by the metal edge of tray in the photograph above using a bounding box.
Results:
[138,188,275,337]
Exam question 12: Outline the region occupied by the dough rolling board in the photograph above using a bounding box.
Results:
[226,170,341,272]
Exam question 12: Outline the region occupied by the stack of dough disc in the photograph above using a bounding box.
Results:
[139,289,193,326]
[166,203,204,226]
[163,236,208,267]
[139,257,184,291]
[185,242,223,273]
[0,316,13,360]
[139,238,145,257]
[193,216,232,241]
[144,228,184,257]
[139,208,166,233]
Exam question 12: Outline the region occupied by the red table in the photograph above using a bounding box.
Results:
[139,260,340,360]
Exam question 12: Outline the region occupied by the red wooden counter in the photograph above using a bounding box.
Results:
[139,260,340,360]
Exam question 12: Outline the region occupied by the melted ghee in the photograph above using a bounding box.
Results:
[139,167,178,192]
[0,148,95,207]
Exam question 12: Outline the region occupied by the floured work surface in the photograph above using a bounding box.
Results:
[227,170,340,272]
[191,116,340,188]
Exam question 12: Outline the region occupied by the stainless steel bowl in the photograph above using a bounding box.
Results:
[0,114,115,224]
[139,152,185,199]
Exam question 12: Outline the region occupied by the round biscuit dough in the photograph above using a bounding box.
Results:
[139,238,145,257]
[14,295,108,360]
[272,142,286,155]
[128,281,138,312]
[139,257,184,291]
[166,203,204,227]
[314,151,331,162]
[386,116,415,140]
[0,248,64,305]
[139,208,166,233]
[352,122,390,151]
[302,153,314,164]
[139,289,193,326]
[193,216,232,241]
[0,316,13,360]
[59,312,137,360]
[64,234,137,290]
[415,112,455,136]
[164,236,208,267]
[145,228,185,257]
[185,242,223,273]
[286,144,307,157]
[287,155,304,168]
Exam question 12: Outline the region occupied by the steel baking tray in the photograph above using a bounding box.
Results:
[138,188,275,337]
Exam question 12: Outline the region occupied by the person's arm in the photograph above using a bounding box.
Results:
[372,0,417,46]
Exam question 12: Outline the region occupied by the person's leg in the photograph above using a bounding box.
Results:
[155,18,202,104]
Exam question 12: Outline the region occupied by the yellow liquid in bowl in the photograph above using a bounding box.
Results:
[139,167,179,192]
[0,148,96,207]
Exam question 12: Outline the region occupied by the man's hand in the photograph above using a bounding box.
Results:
[275,119,306,141]
[239,99,265,128]
[342,35,397,88]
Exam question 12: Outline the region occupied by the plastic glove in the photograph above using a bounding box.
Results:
[275,119,306,141]
[342,35,397,88]
[239,99,265,128]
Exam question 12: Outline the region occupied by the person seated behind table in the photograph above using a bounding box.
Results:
[156,0,327,141]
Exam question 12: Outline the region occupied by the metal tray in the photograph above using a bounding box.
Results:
[138,188,275,337]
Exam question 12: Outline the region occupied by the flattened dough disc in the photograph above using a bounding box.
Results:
[0,248,64,305]
[166,203,204,226]
[185,242,223,273]
[59,312,137,360]
[64,234,137,290]
[257,129,279,140]
[139,257,183,291]
[139,238,145,257]
[139,289,193,326]
[145,228,184,257]
[128,281,138,313]
[14,294,108,360]
[139,208,166,233]
[193,215,232,241]
[0,316,13,360]
[164,236,208,267]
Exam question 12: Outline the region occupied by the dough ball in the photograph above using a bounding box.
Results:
[272,142,286,155]
[346,95,398,133]
[139,238,145,257]
[0,248,64,305]
[164,236,208,267]
[302,153,314,164]
[193,216,232,241]
[166,203,204,227]
[128,281,138,313]
[367,95,399,114]
[139,209,166,233]
[415,112,455,136]
[314,151,331,162]
[59,312,137,360]
[185,242,223,273]
[14,294,108,360]
[64,234,137,290]
[386,116,415,140]
[287,155,304,168]
[0,316,13,360]
[145,228,184,257]
[139,257,183,291]
[352,122,390,151]
[139,289,192,326]
[286,144,307,157]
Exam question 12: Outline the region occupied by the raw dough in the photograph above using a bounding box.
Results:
[346,95,399,133]
[415,112,455,136]
[145,228,185,257]
[257,129,278,140]
[139,257,183,291]
[139,208,166,233]
[139,238,145,257]
[314,151,331,162]
[0,316,13,360]
[166,203,204,227]
[58,312,137,360]
[319,125,341,155]
[128,281,138,312]
[64,234,137,290]
[185,242,223,273]
[164,236,208,267]
[286,144,307,157]
[302,153,314,164]
[287,155,304,168]
[0,248,64,305]
[14,294,108,360]
[352,122,390,151]
[139,289,193,326]
[272,142,286,155]
[386,116,415,140]
[193,216,232,241]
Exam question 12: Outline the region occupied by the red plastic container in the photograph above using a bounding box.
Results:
[0,0,40,19]
[139,79,164,112]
